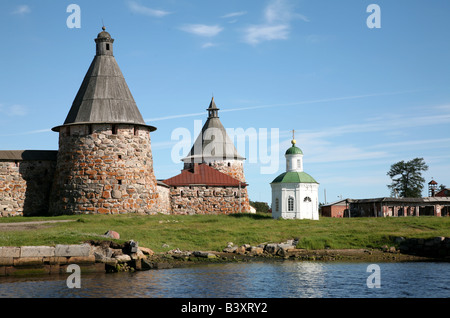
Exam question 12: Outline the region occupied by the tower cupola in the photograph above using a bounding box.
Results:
[95,26,114,56]
[285,130,303,172]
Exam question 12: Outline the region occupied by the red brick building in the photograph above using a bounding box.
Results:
[321,199,349,217]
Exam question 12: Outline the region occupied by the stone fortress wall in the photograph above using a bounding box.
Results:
[0,151,57,217]
[169,185,249,215]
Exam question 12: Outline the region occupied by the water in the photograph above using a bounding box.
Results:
[0,261,449,298]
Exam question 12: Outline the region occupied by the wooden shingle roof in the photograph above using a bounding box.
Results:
[52,28,156,132]
[182,98,244,163]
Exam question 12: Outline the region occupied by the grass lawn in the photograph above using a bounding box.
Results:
[0,213,449,253]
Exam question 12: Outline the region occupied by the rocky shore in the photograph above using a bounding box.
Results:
[1,236,449,277]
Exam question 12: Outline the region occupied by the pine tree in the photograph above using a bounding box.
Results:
[387,158,428,198]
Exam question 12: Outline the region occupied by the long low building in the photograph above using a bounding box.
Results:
[321,197,450,217]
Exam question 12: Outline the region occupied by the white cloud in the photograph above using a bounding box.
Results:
[264,0,306,23]
[0,104,28,116]
[221,11,247,19]
[146,90,421,123]
[127,1,171,17]
[201,42,217,49]
[179,24,223,37]
[145,112,205,122]
[0,128,51,137]
[243,0,308,45]
[11,5,30,15]
[244,24,289,45]
[9,105,27,116]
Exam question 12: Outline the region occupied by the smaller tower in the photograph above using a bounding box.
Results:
[182,97,246,182]
[178,97,251,213]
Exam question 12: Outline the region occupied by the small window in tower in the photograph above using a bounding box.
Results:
[304,196,312,202]
[297,159,301,168]
[275,198,279,212]
[106,43,110,50]
[227,162,231,167]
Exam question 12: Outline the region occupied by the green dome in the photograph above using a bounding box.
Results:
[271,171,318,184]
[285,145,303,155]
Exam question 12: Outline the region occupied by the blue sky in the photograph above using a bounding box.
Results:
[1,0,450,205]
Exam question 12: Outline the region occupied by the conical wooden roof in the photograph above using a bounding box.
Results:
[182,97,244,163]
[52,28,156,132]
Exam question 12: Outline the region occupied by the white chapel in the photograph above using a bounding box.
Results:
[270,133,319,220]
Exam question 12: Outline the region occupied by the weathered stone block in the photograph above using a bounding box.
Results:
[44,256,68,265]
[67,255,96,264]
[20,246,55,257]
[115,254,131,262]
[0,257,14,266]
[14,257,44,266]
[0,247,20,258]
[193,251,216,258]
[93,246,114,262]
[223,246,237,253]
[264,243,280,254]
[138,246,154,256]
[249,246,264,255]
[55,244,92,257]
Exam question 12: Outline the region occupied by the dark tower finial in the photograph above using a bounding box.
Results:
[207,96,219,118]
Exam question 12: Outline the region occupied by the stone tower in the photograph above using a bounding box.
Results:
[49,27,158,215]
[181,97,251,212]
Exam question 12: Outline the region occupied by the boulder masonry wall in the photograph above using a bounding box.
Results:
[0,240,152,276]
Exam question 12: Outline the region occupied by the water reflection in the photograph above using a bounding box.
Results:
[289,262,326,297]
[0,261,449,298]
